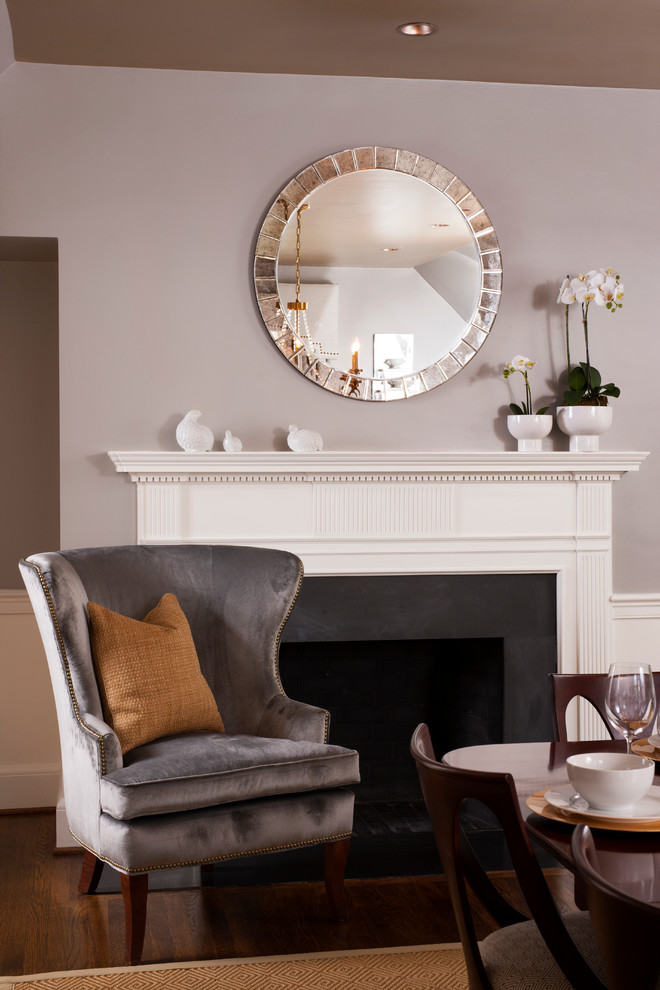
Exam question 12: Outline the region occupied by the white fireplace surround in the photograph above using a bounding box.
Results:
[110,450,648,740]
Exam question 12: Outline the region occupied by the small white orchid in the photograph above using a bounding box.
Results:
[502,355,548,415]
[557,267,622,405]
[505,354,536,373]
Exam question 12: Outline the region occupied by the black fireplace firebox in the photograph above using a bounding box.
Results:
[279,573,557,805]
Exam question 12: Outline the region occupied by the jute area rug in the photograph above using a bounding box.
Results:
[1,944,468,990]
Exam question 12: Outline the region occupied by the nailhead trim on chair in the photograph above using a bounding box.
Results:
[69,826,354,873]
[272,557,330,744]
[22,559,108,774]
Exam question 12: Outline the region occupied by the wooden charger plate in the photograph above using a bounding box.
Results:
[526,789,660,832]
[632,738,660,761]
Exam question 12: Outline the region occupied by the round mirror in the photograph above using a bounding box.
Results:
[254,147,502,401]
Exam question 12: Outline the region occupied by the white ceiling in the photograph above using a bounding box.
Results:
[3,0,660,90]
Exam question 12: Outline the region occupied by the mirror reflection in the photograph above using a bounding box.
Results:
[254,148,502,401]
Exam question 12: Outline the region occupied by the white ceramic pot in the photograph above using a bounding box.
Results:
[556,405,613,452]
[506,414,553,452]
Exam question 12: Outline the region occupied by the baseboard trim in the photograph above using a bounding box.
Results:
[0,764,61,811]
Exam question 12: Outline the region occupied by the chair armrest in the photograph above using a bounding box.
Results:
[82,713,124,774]
[257,694,329,744]
[57,713,123,851]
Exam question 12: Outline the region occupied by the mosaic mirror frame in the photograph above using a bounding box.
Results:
[253,147,502,401]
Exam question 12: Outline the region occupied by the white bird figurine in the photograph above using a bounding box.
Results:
[287,425,324,452]
[222,430,243,452]
[175,410,214,452]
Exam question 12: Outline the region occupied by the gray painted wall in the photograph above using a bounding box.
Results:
[1,64,658,590]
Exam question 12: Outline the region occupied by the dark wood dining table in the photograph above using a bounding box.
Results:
[442,739,660,906]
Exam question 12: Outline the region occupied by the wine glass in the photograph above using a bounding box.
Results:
[605,662,656,753]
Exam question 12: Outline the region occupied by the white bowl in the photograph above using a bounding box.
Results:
[567,752,654,812]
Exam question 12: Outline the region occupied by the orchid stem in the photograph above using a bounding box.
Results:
[582,302,593,396]
[524,371,532,414]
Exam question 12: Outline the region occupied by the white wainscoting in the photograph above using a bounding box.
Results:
[612,594,660,666]
[0,590,60,810]
[0,590,34,615]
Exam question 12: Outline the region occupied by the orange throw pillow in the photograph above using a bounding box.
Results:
[87,593,224,754]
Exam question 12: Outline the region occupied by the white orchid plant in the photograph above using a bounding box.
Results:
[502,355,548,415]
[557,267,623,405]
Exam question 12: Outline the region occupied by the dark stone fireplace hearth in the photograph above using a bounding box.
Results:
[274,573,558,878]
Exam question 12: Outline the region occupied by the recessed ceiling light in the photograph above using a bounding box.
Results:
[396,22,438,37]
[382,247,399,252]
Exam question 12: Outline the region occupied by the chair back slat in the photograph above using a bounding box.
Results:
[549,672,660,742]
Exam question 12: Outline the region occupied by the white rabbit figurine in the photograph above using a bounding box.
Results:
[287,425,324,452]
[222,430,243,452]
[175,410,214,452]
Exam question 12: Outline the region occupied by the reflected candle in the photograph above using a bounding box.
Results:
[351,338,360,372]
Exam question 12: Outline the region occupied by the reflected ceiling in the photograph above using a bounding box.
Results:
[5,0,660,90]
[278,171,473,269]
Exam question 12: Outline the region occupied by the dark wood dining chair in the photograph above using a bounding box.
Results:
[410,723,606,990]
[549,673,619,741]
[571,824,660,990]
[549,671,660,741]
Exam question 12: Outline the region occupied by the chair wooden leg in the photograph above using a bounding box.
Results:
[120,872,149,965]
[78,850,105,894]
[324,837,350,921]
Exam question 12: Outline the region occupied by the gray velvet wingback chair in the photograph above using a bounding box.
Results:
[20,544,360,965]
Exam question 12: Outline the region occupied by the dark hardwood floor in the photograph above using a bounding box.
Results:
[0,811,578,976]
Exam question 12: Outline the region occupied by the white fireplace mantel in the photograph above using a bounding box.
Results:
[109,449,646,481]
[109,449,648,738]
